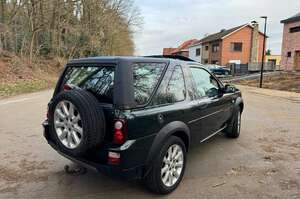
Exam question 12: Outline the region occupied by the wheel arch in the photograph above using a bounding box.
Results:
[145,121,190,169]
[235,96,244,113]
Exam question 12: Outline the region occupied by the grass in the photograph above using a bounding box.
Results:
[235,72,300,93]
[0,79,55,98]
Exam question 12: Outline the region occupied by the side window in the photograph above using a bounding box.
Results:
[133,63,166,105]
[190,67,219,98]
[154,66,186,105]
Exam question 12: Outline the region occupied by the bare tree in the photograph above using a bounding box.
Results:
[0,0,142,59]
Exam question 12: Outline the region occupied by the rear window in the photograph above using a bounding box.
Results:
[62,66,115,103]
[133,63,166,105]
[61,63,165,106]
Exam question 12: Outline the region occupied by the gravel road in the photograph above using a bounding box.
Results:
[0,86,299,199]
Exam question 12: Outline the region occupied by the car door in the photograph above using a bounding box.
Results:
[189,67,232,141]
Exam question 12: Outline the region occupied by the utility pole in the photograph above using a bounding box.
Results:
[259,16,267,88]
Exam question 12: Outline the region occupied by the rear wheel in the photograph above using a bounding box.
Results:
[144,136,186,194]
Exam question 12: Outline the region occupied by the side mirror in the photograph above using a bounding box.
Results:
[222,84,237,93]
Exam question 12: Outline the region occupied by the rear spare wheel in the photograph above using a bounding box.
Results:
[49,89,106,156]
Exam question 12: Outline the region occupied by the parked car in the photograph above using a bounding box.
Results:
[205,64,231,76]
[43,55,244,194]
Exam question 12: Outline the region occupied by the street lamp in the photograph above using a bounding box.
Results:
[259,16,267,88]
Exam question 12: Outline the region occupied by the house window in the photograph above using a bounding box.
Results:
[205,46,209,51]
[231,42,243,52]
[287,52,291,57]
[290,26,300,33]
[212,44,220,53]
[196,48,201,56]
[211,60,219,64]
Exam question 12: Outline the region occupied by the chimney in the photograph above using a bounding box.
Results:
[250,21,259,63]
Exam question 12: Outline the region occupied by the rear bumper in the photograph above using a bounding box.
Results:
[43,120,154,180]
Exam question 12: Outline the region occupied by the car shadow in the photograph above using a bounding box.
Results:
[47,132,240,198]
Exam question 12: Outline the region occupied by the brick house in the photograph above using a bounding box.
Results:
[163,39,197,57]
[280,13,300,71]
[200,23,266,66]
[163,48,176,56]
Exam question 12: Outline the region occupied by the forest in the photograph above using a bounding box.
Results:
[0,0,142,61]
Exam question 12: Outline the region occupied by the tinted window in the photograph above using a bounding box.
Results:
[167,66,186,102]
[154,66,186,105]
[190,67,219,98]
[133,63,165,105]
[63,66,114,103]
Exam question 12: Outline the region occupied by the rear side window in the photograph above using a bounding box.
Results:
[133,63,166,105]
[154,65,186,105]
[62,66,115,103]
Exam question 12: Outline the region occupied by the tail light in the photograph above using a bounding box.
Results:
[112,120,127,145]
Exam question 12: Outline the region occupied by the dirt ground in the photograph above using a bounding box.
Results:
[0,86,299,199]
[235,72,300,93]
[0,51,64,98]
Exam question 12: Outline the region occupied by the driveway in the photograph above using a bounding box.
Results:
[0,86,299,199]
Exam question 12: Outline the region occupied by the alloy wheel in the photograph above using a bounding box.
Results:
[54,100,83,149]
[161,144,184,187]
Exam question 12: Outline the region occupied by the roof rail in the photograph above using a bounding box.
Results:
[145,55,196,62]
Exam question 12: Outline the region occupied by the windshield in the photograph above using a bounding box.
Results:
[62,66,115,103]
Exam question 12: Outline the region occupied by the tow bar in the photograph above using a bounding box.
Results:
[64,164,87,176]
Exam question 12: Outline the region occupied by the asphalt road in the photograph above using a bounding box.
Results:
[0,86,300,199]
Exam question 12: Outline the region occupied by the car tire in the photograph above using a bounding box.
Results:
[49,89,106,156]
[225,107,241,138]
[144,136,186,194]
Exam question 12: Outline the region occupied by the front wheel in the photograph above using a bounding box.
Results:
[144,136,186,194]
[225,107,241,138]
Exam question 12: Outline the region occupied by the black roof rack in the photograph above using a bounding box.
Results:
[145,55,196,62]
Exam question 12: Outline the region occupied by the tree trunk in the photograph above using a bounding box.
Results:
[0,0,5,23]
[29,30,39,63]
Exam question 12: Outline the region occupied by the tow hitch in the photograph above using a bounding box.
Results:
[64,164,87,176]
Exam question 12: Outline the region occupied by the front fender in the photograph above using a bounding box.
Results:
[145,121,190,167]
[234,96,244,113]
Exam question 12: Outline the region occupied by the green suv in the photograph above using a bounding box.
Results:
[43,55,244,194]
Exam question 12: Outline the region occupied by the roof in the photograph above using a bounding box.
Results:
[201,24,267,44]
[68,56,172,65]
[281,12,300,24]
[201,25,246,43]
[171,39,197,54]
[147,55,196,62]
[188,39,202,48]
[68,55,197,65]
[163,48,176,55]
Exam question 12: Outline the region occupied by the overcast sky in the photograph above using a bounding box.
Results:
[133,0,300,56]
